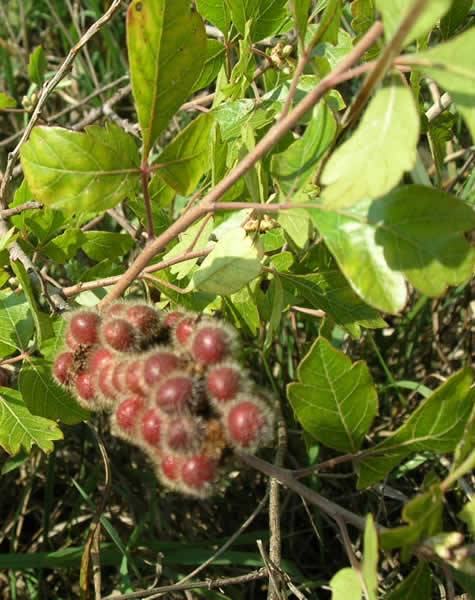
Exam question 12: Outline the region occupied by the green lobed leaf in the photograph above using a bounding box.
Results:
[226,0,290,42]
[357,368,474,488]
[127,0,207,157]
[386,562,433,600]
[192,40,226,93]
[0,387,63,455]
[226,285,260,335]
[0,290,34,359]
[0,92,16,110]
[362,514,378,600]
[309,185,475,313]
[330,568,362,600]
[162,217,214,280]
[287,337,378,453]
[321,80,419,208]
[277,209,312,249]
[155,113,214,195]
[190,227,262,295]
[20,123,140,213]
[404,28,475,141]
[271,102,337,196]
[43,229,87,263]
[196,0,231,33]
[82,231,134,262]
[375,0,452,46]
[28,45,47,86]
[19,358,88,425]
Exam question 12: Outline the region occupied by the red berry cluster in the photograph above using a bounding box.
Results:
[52,303,274,498]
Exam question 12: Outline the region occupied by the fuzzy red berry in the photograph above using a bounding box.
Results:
[104,302,126,318]
[141,408,163,447]
[88,347,113,375]
[115,396,144,433]
[0,367,10,388]
[65,330,80,350]
[126,304,160,337]
[111,360,127,394]
[227,399,270,449]
[97,363,115,400]
[206,364,242,402]
[161,455,183,481]
[166,416,199,453]
[174,317,195,347]
[125,360,146,395]
[182,455,216,490]
[69,311,100,345]
[75,372,95,402]
[143,351,182,388]
[155,375,193,413]
[164,311,184,329]
[102,318,138,352]
[53,352,74,386]
[191,326,231,364]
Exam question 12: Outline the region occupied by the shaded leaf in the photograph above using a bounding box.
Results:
[43,229,87,262]
[386,562,432,600]
[287,337,378,453]
[227,0,290,42]
[289,0,311,44]
[28,45,47,86]
[82,231,134,262]
[192,40,225,93]
[0,92,16,110]
[459,498,475,537]
[0,387,63,455]
[127,0,207,157]
[321,80,419,208]
[196,0,231,33]
[309,185,475,313]
[20,124,140,213]
[440,0,472,38]
[358,368,474,488]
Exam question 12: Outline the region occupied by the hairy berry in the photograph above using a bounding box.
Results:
[206,364,242,402]
[155,375,193,413]
[125,359,146,395]
[126,304,160,338]
[161,455,183,481]
[143,351,181,388]
[141,409,163,447]
[174,316,195,347]
[0,367,11,388]
[182,455,216,490]
[226,399,270,449]
[75,372,95,402]
[97,363,116,400]
[88,347,114,375]
[163,311,184,329]
[69,311,100,345]
[115,396,144,433]
[104,302,126,318]
[111,360,127,394]
[53,352,74,386]
[191,325,231,364]
[166,416,199,453]
[65,330,80,350]
[102,318,138,352]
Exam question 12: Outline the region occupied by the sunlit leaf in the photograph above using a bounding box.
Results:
[0,290,34,359]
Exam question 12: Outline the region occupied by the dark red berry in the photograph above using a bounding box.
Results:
[75,372,95,401]
[161,455,183,481]
[116,396,144,432]
[88,347,113,375]
[191,326,229,364]
[155,375,193,413]
[182,455,216,489]
[141,409,163,446]
[125,360,145,395]
[69,311,100,345]
[126,304,160,336]
[175,317,195,347]
[227,400,268,448]
[0,367,10,387]
[102,318,137,352]
[53,352,74,385]
[111,360,127,394]
[104,302,126,318]
[97,363,115,399]
[164,311,183,329]
[166,417,198,453]
[207,365,241,402]
[143,352,181,388]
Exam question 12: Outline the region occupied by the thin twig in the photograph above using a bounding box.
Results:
[0,201,43,218]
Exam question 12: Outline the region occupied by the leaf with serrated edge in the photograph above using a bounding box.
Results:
[19,358,88,425]
[0,290,34,359]
[20,124,140,213]
[127,0,206,157]
[321,80,419,208]
[0,387,63,455]
[357,368,473,488]
[287,337,378,453]
[190,228,262,295]
[309,185,475,314]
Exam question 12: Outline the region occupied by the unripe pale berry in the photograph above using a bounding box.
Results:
[141,408,163,447]
[75,372,95,402]
[115,396,144,434]
[88,347,114,375]
[143,351,182,388]
[69,311,100,345]
[206,363,243,403]
[125,359,146,395]
[226,398,271,449]
[101,318,138,352]
[53,352,74,386]
[155,374,193,413]
[126,304,160,338]
[166,416,200,454]
[182,455,216,491]
[191,325,232,365]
